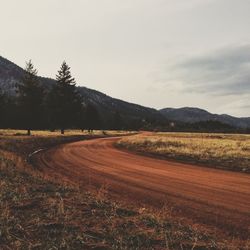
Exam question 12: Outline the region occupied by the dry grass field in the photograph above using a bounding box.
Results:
[0,129,130,137]
[0,129,131,162]
[117,132,250,173]
[0,130,249,249]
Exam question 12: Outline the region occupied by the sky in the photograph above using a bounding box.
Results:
[1,0,250,117]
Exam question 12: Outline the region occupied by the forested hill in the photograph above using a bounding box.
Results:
[0,56,55,95]
[160,107,250,129]
[0,55,165,128]
[0,55,249,132]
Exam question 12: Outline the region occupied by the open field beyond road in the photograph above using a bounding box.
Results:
[33,136,250,240]
[117,132,250,173]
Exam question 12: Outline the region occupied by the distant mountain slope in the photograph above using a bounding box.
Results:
[77,87,161,120]
[0,56,23,95]
[0,56,164,123]
[1,55,249,129]
[159,107,250,129]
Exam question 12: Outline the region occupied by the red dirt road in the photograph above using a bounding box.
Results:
[34,137,250,237]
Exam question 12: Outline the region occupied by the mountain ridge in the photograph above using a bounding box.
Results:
[0,55,164,127]
[0,55,249,129]
[159,107,250,128]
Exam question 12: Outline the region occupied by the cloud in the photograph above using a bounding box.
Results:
[215,93,250,117]
[168,44,250,96]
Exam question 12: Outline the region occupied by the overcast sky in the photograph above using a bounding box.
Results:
[1,0,250,117]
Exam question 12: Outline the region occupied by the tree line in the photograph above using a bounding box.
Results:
[1,60,248,134]
[0,60,103,135]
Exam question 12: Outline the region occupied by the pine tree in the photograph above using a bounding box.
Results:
[0,88,6,128]
[85,104,101,132]
[113,111,123,130]
[77,104,87,132]
[48,61,82,134]
[17,60,44,135]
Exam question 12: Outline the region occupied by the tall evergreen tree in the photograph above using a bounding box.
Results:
[48,61,82,134]
[85,104,101,132]
[0,88,6,128]
[77,104,87,132]
[113,111,123,130]
[16,60,44,135]
[4,96,19,129]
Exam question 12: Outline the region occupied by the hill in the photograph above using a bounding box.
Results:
[159,107,250,129]
[0,56,165,128]
[1,55,249,131]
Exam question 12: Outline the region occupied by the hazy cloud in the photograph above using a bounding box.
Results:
[1,0,250,116]
[169,44,250,96]
[215,93,250,117]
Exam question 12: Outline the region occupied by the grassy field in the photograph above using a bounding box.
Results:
[0,129,131,160]
[0,130,248,249]
[116,132,250,173]
[0,129,132,136]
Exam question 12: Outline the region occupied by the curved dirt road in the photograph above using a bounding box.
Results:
[34,136,250,237]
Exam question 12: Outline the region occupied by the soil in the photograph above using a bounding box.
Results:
[33,136,250,239]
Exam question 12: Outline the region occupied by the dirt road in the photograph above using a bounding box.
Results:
[33,136,250,237]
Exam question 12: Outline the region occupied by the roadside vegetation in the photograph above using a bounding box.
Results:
[116,132,250,173]
[0,129,129,163]
[1,130,247,249]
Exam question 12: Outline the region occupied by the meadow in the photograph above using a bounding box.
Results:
[0,130,249,249]
[116,132,250,173]
[0,129,130,160]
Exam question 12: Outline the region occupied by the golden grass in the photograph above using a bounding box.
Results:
[117,132,250,172]
[0,129,133,137]
[0,129,134,158]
